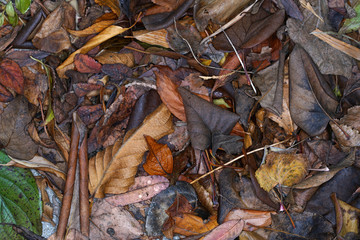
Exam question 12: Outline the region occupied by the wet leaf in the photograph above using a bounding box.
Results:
[0,58,24,95]
[0,96,38,160]
[143,135,173,177]
[203,219,244,240]
[105,175,169,206]
[289,46,338,136]
[255,151,308,192]
[179,87,240,150]
[0,151,42,239]
[67,20,116,37]
[95,0,121,17]
[88,104,173,198]
[74,54,102,74]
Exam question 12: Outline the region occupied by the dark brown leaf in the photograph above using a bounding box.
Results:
[74,54,102,74]
[73,83,102,97]
[101,63,132,81]
[0,58,24,95]
[77,104,104,125]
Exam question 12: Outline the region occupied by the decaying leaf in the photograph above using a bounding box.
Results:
[203,219,245,240]
[105,175,169,206]
[143,135,173,177]
[224,208,274,231]
[0,58,24,95]
[330,106,360,147]
[0,96,38,160]
[132,29,170,48]
[255,151,308,192]
[289,46,338,136]
[74,54,102,74]
[67,20,116,37]
[89,104,173,198]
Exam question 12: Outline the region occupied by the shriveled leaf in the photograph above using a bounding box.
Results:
[67,20,116,37]
[89,104,173,198]
[255,151,308,192]
[179,87,240,150]
[3,156,66,180]
[105,175,169,206]
[0,58,24,95]
[330,106,360,147]
[289,46,338,136]
[0,96,38,160]
[224,208,274,231]
[57,25,129,78]
[173,214,218,236]
[133,29,170,48]
[203,219,245,240]
[74,54,102,74]
[155,67,186,122]
[95,0,121,17]
[213,8,285,50]
[143,135,173,176]
[95,51,134,66]
[192,181,216,215]
[0,151,42,239]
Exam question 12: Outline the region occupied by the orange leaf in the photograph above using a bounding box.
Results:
[0,58,24,95]
[143,135,173,176]
[67,20,116,37]
[95,0,121,17]
[173,214,218,236]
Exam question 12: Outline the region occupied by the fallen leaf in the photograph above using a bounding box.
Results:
[0,84,14,102]
[95,52,135,66]
[74,54,102,73]
[330,105,360,147]
[101,63,133,81]
[340,1,360,33]
[289,46,338,136]
[95,0,121,17]
[203,219,245,240]
[255,151,308,192]
[77,104,104,125]
[132,29,169,48]
[224,208,274,231]
[143,135,173,177]
[0,58,24,95]
[67,20,116,37]
[0,96,38,160]
[280,0,303,21]
[88,104,173,198]
[57,25,129,78]
[105,175,169,206]
[173,214,218,236]
[179,87,240,150]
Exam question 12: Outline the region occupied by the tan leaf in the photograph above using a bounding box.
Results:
[89,104,174,198]
[203,219,245,240]
[95,51,135,66]
[312,28,360,61]
[255,151,308,192]
[173,214,218,236]
[132,29,170,48]
[224,208,274,231]
[56,25,129,78]
[95,0,121,17]
[3,156,66,180]
[143,135,173,176]
[67,20,116,37]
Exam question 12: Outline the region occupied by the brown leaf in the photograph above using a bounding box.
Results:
[173,214,218,236]
[67,20,116,37]
[255,151,308,192]
[73,83,102,97]
[56,25,129,78]
[224,208,274,231]
[143,135,173,176]
[88,104,173,198]
[74,54,102,74]
[95,0,121,17]
[203,219,245,240]
[0,58,24,95]
[77,104,104,125]
[132,29,170,48]
[95,52,135,66]
[0,84,14,102]
[0,96,38,160]
[105,175,169,206]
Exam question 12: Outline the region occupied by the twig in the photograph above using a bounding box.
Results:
[79,128,89,237]
[56,113,80,239]
[190,138,291,184]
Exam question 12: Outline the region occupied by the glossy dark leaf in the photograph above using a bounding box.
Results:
[289,46,338,136]
[0,58,24,95]
[178,87,240,150]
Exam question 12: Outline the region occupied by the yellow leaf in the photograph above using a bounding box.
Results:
[132,29,170,48]
[88,104,174,198]
[255,151,308,192]
[338,199,360,237]
[95,0,121,17]
[56,25,129,78]
[67,20,116,37]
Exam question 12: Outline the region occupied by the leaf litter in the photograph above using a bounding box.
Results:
[0,0,360,239]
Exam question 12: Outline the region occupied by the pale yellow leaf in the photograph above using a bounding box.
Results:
[255,151,308,192]
[312,29,360,61]
[338,199,360,237]
[67,20,116,37]
[132,29,169,48]
[56,25,129,78]
[88,104,174,198]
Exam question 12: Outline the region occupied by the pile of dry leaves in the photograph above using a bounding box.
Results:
[0,0,359,239]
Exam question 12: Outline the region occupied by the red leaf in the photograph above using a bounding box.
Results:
[74,54,102,73]
[0,83,14,102]
[0,58,24,94]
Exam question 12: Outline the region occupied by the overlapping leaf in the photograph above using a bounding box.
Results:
[0,58,24,95]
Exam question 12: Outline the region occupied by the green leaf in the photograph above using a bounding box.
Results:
[0,151,42,239]
[340,2,360,33]
[5,2,15,17]
[7,12,18,27]
[15,0,31,14]
[0,12,4,26]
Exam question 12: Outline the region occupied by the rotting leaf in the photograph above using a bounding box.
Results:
[105,175,169,206]
[289,46,338,136]
[88,104,173,198]
[143,135,173,177]
[255,151,308,192]
[0,96,38,160]
[74,54,102,74]
[179,87,240,150]
[0,58,24,95]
